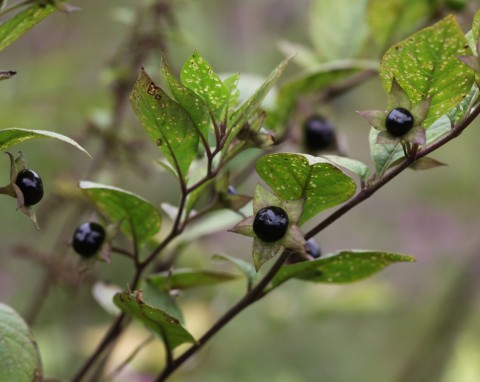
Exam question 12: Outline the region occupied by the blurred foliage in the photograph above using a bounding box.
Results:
[0,1,480,382]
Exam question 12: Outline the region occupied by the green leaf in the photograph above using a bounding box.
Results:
[142,280,184,324]
[80,181,162,246]
[113,291,195,351]
[323,155,371,183]
[147,268,238,290]
[272,60,378,127]
[309,0,369,61]
[369,115,451,175]
[212,253,257,284]
[256,153,356,224]
[271,250,415,288]
[0,128,90,156]
[448,84,479,124]
[222,72,240,109]
[225,56,292,151]
[161,56,210,143]
[367,0,433,49]
[380,15,475,127]
[0,303,42,382]
[180,51,229,119]
[130,68,199,178]
[0,3,57,53]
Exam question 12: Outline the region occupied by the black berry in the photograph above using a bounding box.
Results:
[72,222,106,258]
[306,238,321,259]
[15,169,44,206]
[227,185,237,195]
[253,206,289,242]
[385,107,414,137]
[303,115,335,151]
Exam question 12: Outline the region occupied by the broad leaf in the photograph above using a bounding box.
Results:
[161,56,210,143]
[180,51,229,119]
[0,128,90,156]
[224,56,292,151]
[0,3,57,53]
[114,291,195,351]
[147,268,238,290]
[0,303,42,382]
[80,181,161,246]
[142,280,184,323]
[130,68,198,178]
[256,153,356,224]
[367,0,433,49]
[380,15,474,127]
[271,250,415,288]
[309,0,368,61]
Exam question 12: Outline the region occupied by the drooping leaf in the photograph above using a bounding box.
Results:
[113,291,195,351]
[256,153,356,224]
[147,268,238,291]
[142,280,184,324]
[0,303,42,382]
[367,0,433,49]
[0,2,57,53]
[380,15,474,127]
[270,250,415,288]
[180,51,230,119]
[309,0,369,61]
[0,128,90,156]
[161,56,210,143]
[130,68,199,178]
[80,181,162,246]
[224,56,292,151]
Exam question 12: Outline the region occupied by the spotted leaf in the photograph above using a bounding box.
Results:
[114,291,196,352]
[270,250,415,288]
[256,153,356,224]
[380,15,474,127]
[130,68,199,179]
[180,51,230,119]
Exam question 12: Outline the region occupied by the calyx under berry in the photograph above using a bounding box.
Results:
[385,107,414,137]
[15,169,44,206]
[253,206,289,242]
[72,222,106,258]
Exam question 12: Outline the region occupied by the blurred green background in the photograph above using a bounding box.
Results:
[1,1,480,381]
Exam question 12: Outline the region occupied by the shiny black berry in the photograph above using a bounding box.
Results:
[306,238,321,259]
[385,107,414,137]
[72,222,106,258]
[253,206,289,242]
[303,115,335,151]
[227,185,237,195]
[15,169,44,206]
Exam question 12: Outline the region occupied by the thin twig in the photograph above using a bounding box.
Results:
[154,103,480,380]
